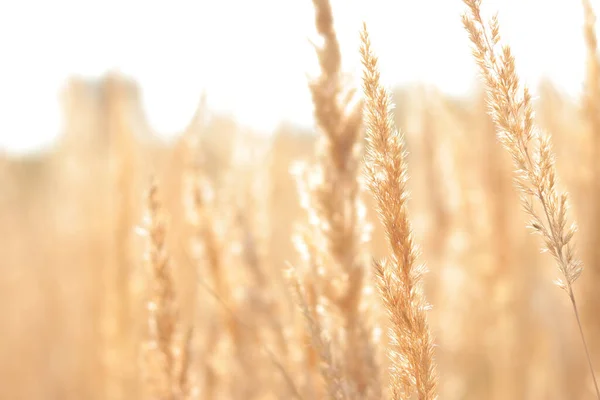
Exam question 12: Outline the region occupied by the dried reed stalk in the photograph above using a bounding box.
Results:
[291,219,329,398]
[305,0,379,396]
[287,262,349,400]
[142,180,190,400]
[185,139,261,398]
[581,0,600,364]
[360,24,438,400]
[234,193,291,365]
[102,77,139,400]
[583,0,600,139]
[462,1,600,397]
[227,137,290,363]
[184,154,227,399]
[180,102,221,399]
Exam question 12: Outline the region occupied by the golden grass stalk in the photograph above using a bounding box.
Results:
[184,154,228,399]
[287,262,349,400]
[102,77,139,400]
[462,1,600,397]
[583,0,600,138]
[290,217,328,398]
[360,24,438,400]
[581,0,600,364]
[185,139,273,398]
[228,138,291,364]
[234,202,291,363]
[182,134,300,399]
[305,0,379,396]
[142,180,190,400]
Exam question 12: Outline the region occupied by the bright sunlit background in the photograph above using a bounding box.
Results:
[0,0,593,153]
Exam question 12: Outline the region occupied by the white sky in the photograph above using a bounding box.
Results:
[0,0,595,153]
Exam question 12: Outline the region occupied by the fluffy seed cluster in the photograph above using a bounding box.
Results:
[360,24,438,400]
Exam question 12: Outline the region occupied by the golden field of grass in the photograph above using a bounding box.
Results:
[4,0,600,399]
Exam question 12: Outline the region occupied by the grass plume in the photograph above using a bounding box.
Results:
[360,23,438,400]
[462,0,600,396]
[141,180,190,400]
[301,0,380,397]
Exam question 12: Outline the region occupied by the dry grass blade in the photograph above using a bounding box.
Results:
[141,179,190,400]
[360,23,438,400]
[286,262,349,400]
[462,1,600,397]
[581,0,600,374]
[177,238,304,400]
[582,0,600,132]
[304,0,379,396]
